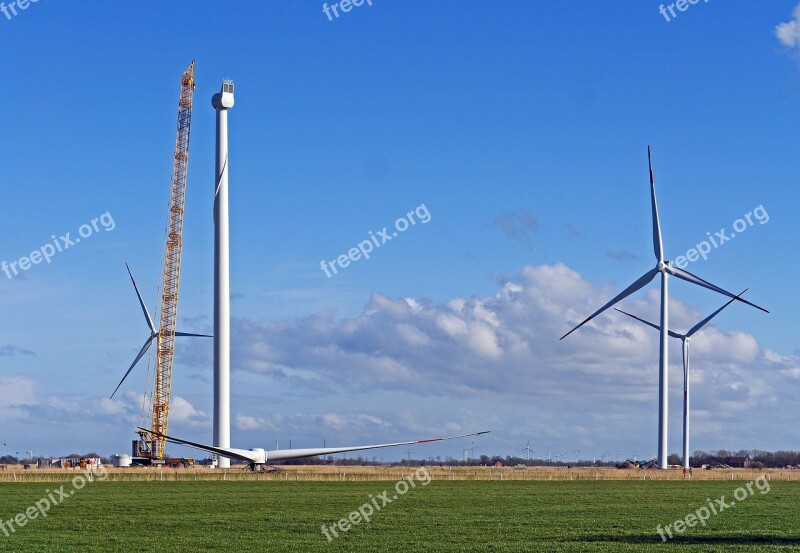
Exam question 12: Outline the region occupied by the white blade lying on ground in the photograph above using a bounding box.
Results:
[140,427,491,464]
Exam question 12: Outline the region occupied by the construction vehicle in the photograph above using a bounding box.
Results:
[113,61,201,467]
[135,61,196,466]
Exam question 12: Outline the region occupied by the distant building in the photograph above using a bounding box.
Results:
[728,456,751,468]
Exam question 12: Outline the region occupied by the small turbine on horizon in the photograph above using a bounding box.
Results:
[519,440,533,461]
[614,289,747,471]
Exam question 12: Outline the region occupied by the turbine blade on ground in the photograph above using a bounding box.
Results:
[667,267,768,313]
[686,289,748,337]
[111,336,155,398]
[143,429,490,464]
[265,431,491,463]
[648,146,664,264]
[560,268,659,340]
[126,263,156,334]
[138,427,258,463]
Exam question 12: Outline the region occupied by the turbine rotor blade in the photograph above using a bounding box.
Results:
[686,289,748,337]
[648,146,664,264]
[174,331,213,338]
[613,308,683,339]
[266,431,491,463]
[667,266,768,313]
[126,263,157,334]
[560,268,659,340]
[138,428,258,463]
[142,428,490,465]
[614,308,660,332]
[111,335,155,399]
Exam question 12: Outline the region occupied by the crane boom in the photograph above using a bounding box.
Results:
[142,61,196,458]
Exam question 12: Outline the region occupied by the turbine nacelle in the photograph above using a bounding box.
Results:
[212,81,234,110]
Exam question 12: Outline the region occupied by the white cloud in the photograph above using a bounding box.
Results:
[0,260,792,459]
[215,263,783,416]
[0,375,37,418]
[169,396,209,426]
[236,414,268,431]
[776,4,800,49]
[492,209,539,250]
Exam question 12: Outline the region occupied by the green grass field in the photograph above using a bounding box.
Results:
[0,480,798,552]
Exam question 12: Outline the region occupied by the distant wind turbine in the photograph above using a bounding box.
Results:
[519,441,533,461]
[614,289,746,470]
[560,147,768,469]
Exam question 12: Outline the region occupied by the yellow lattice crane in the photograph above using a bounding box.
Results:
[112,61,208,465]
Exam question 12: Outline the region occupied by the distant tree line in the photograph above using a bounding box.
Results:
[2,450,799,469]
[275,451,800,469]
[690,450,800,469]
[0,453,111,466]
[277,454,618,468]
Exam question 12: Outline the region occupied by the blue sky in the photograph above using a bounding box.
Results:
[1,1,798,462]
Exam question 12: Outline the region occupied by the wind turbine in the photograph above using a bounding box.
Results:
[463,443,473,463]
[519,441,533,461]
[614,289,746,470]
[560,147,768,469]
[144,427,489,471]
[111,264,211,398]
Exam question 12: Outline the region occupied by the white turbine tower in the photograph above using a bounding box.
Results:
[212,80,234,468]
[614,289,746,470]
[560,147,768,469]
[463,442,477,463]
